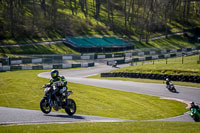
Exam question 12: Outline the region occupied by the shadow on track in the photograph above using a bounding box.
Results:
[44,114,84,119]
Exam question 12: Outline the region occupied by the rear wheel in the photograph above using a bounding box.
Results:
[40,98,51,114]
[172,87,177,92]
[65,99,76,116]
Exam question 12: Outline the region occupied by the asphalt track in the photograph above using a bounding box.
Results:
[0,107,127,125]
[0,63,199,125]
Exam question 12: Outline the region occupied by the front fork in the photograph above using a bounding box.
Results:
[44,95,52,107]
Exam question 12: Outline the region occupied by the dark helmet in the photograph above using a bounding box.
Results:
[51,69,59,78]
[190,102,195,106]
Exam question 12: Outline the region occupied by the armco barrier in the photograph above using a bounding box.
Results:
[88,62,95,67]
[10,66,22,71]
[0,62,95,71]
[1,46,200,66]
[53,64,63,69]
[72,64,81,68]
[32,65,43,70]
[101,72,200,83]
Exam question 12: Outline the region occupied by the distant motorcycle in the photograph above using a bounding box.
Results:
[166,82,177,92]
[190,102,200,122]
[40,83,76,116]
[112,64,117,68]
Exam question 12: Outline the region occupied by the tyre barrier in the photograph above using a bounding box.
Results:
[0,62,95,71]
[101,72,200,83]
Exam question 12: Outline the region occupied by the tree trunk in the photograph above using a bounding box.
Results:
[95,0,101,18]
[9,0,14,37]
[51,0,57,28]
[41,0,46,17]
[124,0,127,28]
[107,0,110,23]
[70,0,74,15]
[130,0,135,28]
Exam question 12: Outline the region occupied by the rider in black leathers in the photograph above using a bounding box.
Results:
[165,78,171,88]
[44,69,68,105]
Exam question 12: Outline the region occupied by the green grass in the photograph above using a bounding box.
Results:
[0,36,62,45]
[113,55,200,76]
[0,121,200,133]
[0,43,78,56]
[87,74,200,88]
[135,35,200,49]
[0,70,187,120]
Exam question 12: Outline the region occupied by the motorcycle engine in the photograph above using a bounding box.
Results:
[53,101,59,111]
[53,96,62,111]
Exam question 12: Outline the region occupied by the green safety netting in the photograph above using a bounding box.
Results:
[67,37,93,47]
[103,37,127,46]
[67,37,130,47]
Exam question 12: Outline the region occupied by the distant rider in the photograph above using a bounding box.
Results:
[165,78,172,89]
[190,102,200,112]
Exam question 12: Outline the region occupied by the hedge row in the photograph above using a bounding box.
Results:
[101,72,200,83]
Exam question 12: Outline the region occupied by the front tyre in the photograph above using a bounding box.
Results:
[193,114,200,122]
[65,99,76,116]
[40,98,51,114]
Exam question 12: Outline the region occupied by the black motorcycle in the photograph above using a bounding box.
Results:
[40,83,76,116]
[166,82,177,93]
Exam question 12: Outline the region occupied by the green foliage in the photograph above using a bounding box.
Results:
[1,0,200,42]
[135,35,200,49]
[0,70,187,120]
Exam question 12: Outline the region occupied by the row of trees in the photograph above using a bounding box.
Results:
[0,0,200,42]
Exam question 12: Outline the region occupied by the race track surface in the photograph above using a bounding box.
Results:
[38,63,200,122]
[0,107,127,125]
[39,64,200,104]
[1,63,199,125]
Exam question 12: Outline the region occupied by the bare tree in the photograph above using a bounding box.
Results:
[9,0,14,37]
[79,0,88,17]
[95,0,101,18]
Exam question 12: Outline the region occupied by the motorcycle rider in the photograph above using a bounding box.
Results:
[190,102,200,112]
[165,78,172,89]
[43,69,68,105]
[49,69,68,96]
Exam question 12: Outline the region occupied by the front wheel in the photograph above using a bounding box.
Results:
[171,87,177,92]
[65,99,76,116]
[40,97,51,114]
[193,114,200,122]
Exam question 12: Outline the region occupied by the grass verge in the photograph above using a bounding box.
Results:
[135,35,200,49]
[0,70,187,120]
[0,121,200,133]
[87,55,200,88]
[113,55,200,76]
[0,43,78,56]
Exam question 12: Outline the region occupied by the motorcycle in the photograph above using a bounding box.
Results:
[40,83,76,116]
[166,82,177,92]
[190,104,200,122]
[112,64,117,68]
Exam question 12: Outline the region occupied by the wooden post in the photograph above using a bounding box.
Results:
[182,53,184,64]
